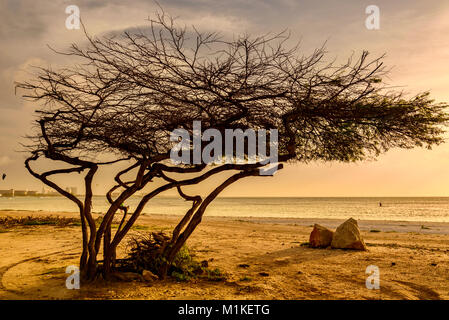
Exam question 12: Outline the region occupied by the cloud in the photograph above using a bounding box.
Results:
[0,156,12,166]
[1,0,449,195]
[0,0,48,41]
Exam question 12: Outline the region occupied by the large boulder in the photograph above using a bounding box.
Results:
[309,224,334,248]
[331,218,367,250]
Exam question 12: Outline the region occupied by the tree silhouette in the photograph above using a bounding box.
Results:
[16,10,448,280]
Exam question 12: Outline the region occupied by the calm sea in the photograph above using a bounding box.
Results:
[1,196,449,222]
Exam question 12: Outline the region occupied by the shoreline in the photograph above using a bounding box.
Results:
[2,209,449,234]
[213,216,449,235]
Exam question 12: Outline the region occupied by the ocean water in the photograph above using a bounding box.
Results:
[1,196,449,223]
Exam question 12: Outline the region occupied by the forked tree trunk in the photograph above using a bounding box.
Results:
[157,169,263,278]
[25,154,101,281]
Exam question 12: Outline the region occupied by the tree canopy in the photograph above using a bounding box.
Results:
[16,11,448,280]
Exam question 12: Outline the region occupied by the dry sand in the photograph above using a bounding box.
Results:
[1,210,448,300]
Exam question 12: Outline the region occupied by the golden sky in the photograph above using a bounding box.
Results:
[1,0,449,197]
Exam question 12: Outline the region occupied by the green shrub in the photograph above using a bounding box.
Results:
[239,276,252,282]
[0,216,83,228]
[120,233,226,282]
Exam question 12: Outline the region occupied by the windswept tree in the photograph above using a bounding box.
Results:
[16,11,448,281]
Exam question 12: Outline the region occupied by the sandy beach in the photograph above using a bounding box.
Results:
[1,210,448,300]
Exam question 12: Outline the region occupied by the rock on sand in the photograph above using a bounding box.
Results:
[309,224,334,248]
[331,218,367,250]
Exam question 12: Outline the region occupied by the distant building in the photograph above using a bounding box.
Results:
[0,189,14,197]
[65,187,78,195]
[41,187,57,196]
[14,190,27,196]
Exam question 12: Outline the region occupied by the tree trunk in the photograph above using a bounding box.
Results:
[79,208,89,271]
[81,166,99,281]
[157,169,261,278]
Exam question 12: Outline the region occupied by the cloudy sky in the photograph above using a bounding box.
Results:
[1,0,449,197]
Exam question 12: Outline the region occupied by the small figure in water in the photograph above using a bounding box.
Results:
[379,202,382,207]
